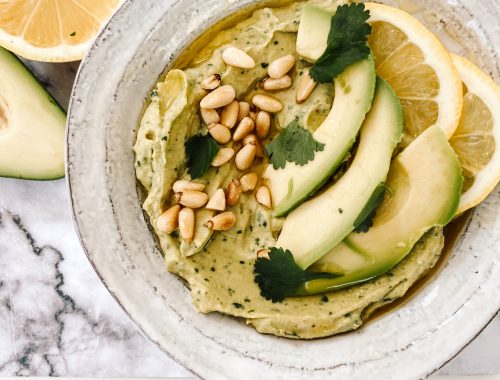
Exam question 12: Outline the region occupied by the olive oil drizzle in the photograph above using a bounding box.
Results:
[365,210,473,325]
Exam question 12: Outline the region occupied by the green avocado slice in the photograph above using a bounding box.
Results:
[296,4,333,63]
[0,47,66,180]
[264,57,376,217]
[276,78,403,269]
[263,3,376,217]
[304,126,463,294]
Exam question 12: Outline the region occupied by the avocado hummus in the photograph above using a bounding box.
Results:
[133,0,446,339]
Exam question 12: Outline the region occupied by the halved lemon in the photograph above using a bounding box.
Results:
[0,0,121,62]
[449,55,500,215]
[366,2,463,146]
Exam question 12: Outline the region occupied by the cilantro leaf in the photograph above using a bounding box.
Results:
[254,247,338,303]
[310,3,372,84]
[353,183,387,233]
[185,134,220,179]
[265,120,325,170]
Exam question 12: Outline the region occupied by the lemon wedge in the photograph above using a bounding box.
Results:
[449,55,500,214]
[0,0,121,62]
[366,2,463,146]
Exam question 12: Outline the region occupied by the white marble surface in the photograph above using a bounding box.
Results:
[0,61,497,377]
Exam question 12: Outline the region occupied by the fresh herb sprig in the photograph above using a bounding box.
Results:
[310,4,372,84]
[265,120,325,170]
[185,134,220,179]
[254,247,339,302]
[353,183,388,233]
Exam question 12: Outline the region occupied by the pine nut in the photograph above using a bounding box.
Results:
[255,111,271,139]
[200,74,221,90]
[262,75,292,91]
[220,100,239,129]
[235,142,257,171]
[240,172,258,192]
[222,47,256,69]
[173,180,205,193]
[201,108,220,125]
[252,94,283,113]
[296,69,317,104]
[242,134,264,158]
[200,85,235,109]
[206,188,226,211]
[179,207,195,243]
[205,211,236,231]
[257,248,270,258]
[249,104,258,120]
[256,185,272,208]
[179,190,209,208]
[233,116,255,141]
[237,101,250,122]
[268,55,296,79]
[211,147,235,167]
[172,192,182,205]
[156,204,181,234]
[226,178,243,206]
[208,123,231,144]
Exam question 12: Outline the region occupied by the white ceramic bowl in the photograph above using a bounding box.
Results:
[67,1,500,379]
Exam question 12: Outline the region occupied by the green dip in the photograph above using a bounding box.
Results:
[133,0,444,339]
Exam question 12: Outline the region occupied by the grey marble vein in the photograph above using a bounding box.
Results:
[0,178,191,377]
[0,59,496,377]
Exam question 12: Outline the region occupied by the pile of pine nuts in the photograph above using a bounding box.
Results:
[157,46,318,243]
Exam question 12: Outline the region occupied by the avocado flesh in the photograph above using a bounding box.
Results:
[0,47,66,180]
[305,126,463,294]
[264,57,376,217]
[276,79,403,269]
[296,4,333,62]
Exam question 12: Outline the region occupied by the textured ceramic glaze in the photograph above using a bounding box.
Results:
[66,1,500,379]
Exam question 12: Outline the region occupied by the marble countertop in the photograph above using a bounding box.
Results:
[0,61,498,377]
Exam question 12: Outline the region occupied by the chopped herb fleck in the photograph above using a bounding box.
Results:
[232,303,244,309]
[353,183,387,233]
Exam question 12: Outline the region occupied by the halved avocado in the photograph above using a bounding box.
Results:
[305,126,463,294]
[276,78,403,269]
[0,47,66,180]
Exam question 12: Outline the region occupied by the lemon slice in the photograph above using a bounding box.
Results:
[449,55,500,214]
[0,0,121,62]
[366,2,463,146]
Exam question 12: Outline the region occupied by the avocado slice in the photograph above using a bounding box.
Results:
[276,79,403,269]
[0,47,66,180]
[264,57,376,217]
[305,126,463,294]
[296,4,333,62]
